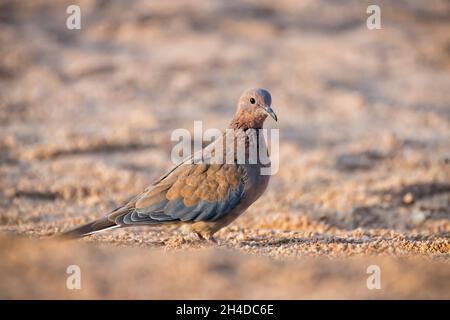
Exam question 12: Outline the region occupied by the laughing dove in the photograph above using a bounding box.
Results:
[60,88,277,241]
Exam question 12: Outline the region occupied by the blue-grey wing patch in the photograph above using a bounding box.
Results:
[113,163,246,225]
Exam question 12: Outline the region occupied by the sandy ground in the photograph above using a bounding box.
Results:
[0,0,449,299]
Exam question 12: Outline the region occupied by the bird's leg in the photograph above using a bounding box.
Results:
[207,235,218,244]
[195,232,206,241]
[195,232,218,244]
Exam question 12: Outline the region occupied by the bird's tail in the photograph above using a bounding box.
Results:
[57,217,119,240]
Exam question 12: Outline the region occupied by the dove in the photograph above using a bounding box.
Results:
[60,88,277,242]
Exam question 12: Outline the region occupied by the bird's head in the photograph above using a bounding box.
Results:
[230,88,277,129]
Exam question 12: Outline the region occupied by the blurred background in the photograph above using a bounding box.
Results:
[0,0,449,299]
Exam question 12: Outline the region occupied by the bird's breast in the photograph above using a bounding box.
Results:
[242,164,271,201]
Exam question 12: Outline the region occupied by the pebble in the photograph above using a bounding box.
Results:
[403,192,415,205]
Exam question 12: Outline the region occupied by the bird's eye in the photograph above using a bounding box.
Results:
[250,97,256,104]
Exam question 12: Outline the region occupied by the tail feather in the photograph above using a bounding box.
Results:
[57,217,119,240]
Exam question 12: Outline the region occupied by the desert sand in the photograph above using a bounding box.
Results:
[0,0,449,299]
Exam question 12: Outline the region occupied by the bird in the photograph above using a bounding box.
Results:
[59,88,277,242]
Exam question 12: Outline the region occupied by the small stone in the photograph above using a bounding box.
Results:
[403,192,414,205]
[411,210,426,225]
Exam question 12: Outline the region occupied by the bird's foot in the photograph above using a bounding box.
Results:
[207,235,218,244]
[195,232,206,241]
[196,232,219,245]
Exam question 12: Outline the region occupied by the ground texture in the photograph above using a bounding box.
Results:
[0,0,449,299]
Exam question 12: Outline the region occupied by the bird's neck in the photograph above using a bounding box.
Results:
[229,110,266,130]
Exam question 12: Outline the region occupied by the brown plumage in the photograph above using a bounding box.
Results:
[59,88,277,242]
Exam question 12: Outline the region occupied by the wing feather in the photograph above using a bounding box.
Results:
[112,163,246,225]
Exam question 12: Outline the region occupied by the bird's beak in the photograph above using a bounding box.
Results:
[264,105,277,122]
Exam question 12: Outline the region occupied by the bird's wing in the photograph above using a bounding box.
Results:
[109,163,247,225]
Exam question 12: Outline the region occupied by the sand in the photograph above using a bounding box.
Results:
[0,0,449,299]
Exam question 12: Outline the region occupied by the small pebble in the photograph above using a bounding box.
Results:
[403,192,414,205]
